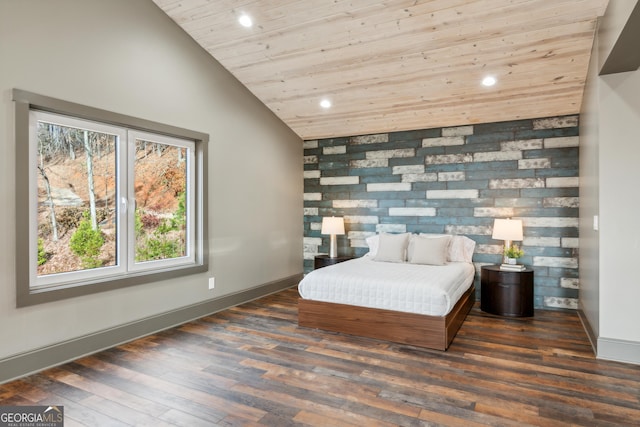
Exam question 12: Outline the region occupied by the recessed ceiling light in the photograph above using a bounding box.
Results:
[238,14,253,28]
[482,76,497,87]
[320,99,332,109]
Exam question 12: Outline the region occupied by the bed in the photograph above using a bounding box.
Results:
[298,233,477,350]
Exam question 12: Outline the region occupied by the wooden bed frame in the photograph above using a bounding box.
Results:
[298,284,475,351]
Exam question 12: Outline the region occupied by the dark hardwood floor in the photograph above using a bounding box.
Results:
[2,288,640,426]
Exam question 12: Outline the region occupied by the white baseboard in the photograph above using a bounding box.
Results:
[597,337,640,365]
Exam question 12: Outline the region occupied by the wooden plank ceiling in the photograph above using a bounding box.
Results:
[152,0,610,140]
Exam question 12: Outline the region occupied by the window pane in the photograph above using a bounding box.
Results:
[36,121,117,276]
[134,139,188,263]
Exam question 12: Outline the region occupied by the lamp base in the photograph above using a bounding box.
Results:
[329,234,338,258]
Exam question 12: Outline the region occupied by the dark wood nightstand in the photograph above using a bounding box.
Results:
[314,255,354,270]
[481,265,534,317]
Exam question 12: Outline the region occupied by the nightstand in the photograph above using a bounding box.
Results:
[314,255,353,270]
[481,265,534,317]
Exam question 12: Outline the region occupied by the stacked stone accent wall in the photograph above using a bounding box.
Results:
[303,115,580,310]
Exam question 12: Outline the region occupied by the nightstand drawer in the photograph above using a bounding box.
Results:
[481,265,534,317]
[487,271,523,285]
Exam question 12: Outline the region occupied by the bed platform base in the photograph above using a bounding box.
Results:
[298,284,475,351]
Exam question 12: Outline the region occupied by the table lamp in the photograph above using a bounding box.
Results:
[492,218,523,259]
[321,216,345,258]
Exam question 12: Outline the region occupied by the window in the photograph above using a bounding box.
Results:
[13,90,208,306]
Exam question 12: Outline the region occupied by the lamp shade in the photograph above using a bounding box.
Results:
[492,218,523,241]
[321,217,345,235]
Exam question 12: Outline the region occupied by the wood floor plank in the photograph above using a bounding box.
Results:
[2,288,640,426]
[72,356,233,424]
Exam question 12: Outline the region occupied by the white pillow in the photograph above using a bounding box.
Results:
[365,234,380,257]
[413,233,449,260]
[418,233,453,261]
[373,233,410,263]
[418,233,476,263]
[408,235,451,265]
[450,235,476,263]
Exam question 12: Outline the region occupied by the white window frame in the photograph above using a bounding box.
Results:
[13,89,208,307]
[29,111,128,289]
[127,130,196,273]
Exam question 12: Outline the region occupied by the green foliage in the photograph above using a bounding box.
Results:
[504,244,524,259]
[70,211,104,268]
[37,238,48,266]
[135,209,143,236]
[170,192,186,230]
[134,192,186,262]
[135,232,183,262]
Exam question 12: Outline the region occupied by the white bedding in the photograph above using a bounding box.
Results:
[298,256,475,317]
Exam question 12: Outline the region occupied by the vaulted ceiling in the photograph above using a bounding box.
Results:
[152,0,610,140]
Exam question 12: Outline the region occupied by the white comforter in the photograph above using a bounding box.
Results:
[298,256,475,316]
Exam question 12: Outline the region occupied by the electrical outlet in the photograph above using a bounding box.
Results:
[208,277,215,290]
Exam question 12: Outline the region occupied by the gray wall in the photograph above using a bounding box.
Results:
[578,35,601,341]
[0,0,302,368]
[304,117,580,309]
[597,0,639,71]
[579,0,640,364]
